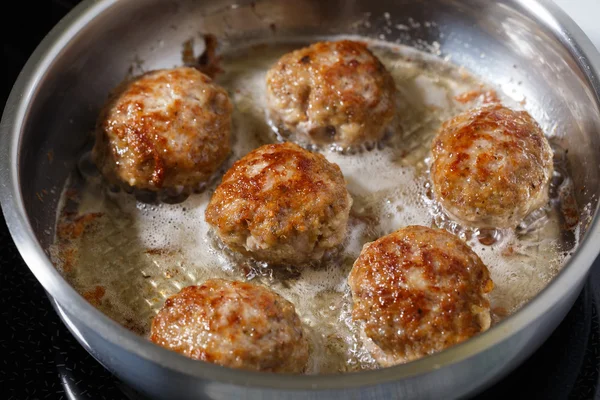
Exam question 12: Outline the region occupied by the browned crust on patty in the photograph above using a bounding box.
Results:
[151,279,309,372]
[93,67,232,191]
[431,104,553,228]
[348,225,493,365]
[266,40,397,147]
[205,142,352,264]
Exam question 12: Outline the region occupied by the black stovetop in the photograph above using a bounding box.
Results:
[1,1,600,399]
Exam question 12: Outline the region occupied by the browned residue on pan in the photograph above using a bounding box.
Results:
[54,200,104,273]
[454,85,499,104]
[57,213,104,240]
[196,34,222,78]
[83,285,106,306]
[182,34,223,78]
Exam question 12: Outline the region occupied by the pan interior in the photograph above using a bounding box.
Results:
[12,0,600,380]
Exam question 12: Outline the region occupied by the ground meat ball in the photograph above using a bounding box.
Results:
[348,225,493,367]
[92,67,232,192]
[266,40,397,148]
[430,104,554,228]
[205,142,352,265]
[150,279,309,373]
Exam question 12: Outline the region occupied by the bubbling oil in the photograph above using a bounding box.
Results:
[50,38,579,374]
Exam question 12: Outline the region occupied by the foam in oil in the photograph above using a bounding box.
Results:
[50,38,579,374]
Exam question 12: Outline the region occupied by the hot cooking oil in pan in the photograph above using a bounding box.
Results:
[50,39,580,373]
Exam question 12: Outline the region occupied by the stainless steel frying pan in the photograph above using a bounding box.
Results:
[2,0,600,398]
